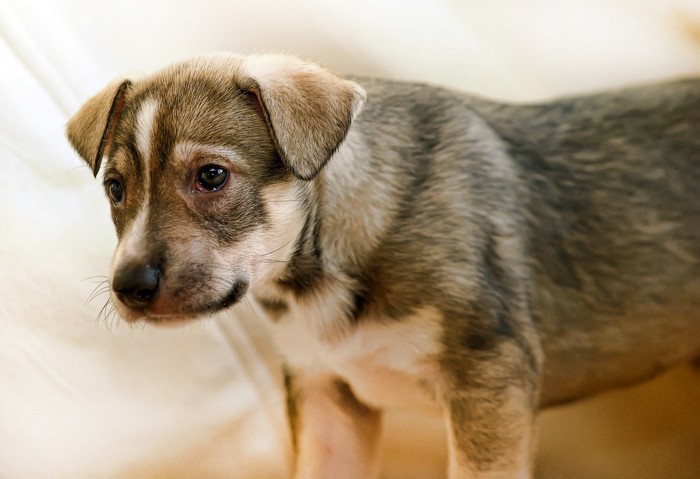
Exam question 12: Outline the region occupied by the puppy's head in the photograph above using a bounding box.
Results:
[66,54,365,323]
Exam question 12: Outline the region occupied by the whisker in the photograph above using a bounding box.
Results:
[82,275,110,283]
[97,299,113,330]
[97,298,111,323]
[86,282,111,305]
[242,296,260,320]
[104,306,114,331]
[262,238,294,257]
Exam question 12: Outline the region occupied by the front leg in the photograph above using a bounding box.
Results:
[286,371,383,479]
[441,331,542,478]
[443,381,536,479]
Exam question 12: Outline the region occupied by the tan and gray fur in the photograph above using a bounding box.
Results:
[66,53,700,479]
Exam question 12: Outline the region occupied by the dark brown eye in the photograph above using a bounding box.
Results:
[196,164,229,192]
[105,179,124,205]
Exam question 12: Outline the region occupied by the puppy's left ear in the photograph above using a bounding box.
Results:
[66,79,131,177]
[239,56,366,181]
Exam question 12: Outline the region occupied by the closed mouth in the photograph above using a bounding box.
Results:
[127,280,250,323]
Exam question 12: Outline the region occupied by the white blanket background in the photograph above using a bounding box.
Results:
[1,1,699,477]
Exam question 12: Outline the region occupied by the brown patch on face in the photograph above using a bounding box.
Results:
[107,62,287,236]
[101,141,145,237]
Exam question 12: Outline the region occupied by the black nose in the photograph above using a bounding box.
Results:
[112,263,161,309]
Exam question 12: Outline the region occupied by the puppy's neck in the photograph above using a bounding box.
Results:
[255,135,376,330]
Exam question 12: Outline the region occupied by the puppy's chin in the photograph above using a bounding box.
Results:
[142,314,200,328]
[111,300,200,327]
[110,280,249,327]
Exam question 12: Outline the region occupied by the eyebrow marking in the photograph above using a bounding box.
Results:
[174,142,249,172]
[135,98,159,181]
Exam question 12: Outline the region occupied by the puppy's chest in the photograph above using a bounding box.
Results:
[262,295,445,411]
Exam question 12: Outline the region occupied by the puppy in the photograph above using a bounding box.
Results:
[66,53,700,479]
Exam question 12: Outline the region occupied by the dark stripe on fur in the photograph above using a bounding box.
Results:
[283,366,299,455]
[277,194,324,296]
[255,295,289,321]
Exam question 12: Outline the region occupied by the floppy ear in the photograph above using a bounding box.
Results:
[239,56,366,181]
[66,79,131,177]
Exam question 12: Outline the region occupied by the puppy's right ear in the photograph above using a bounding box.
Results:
[66,79,131,177]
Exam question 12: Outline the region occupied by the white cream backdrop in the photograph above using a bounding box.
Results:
[1,1,699,477]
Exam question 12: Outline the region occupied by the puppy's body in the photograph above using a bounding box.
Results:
[67,55,700,478]
[268,75,700,400]
[475,84,700,405]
